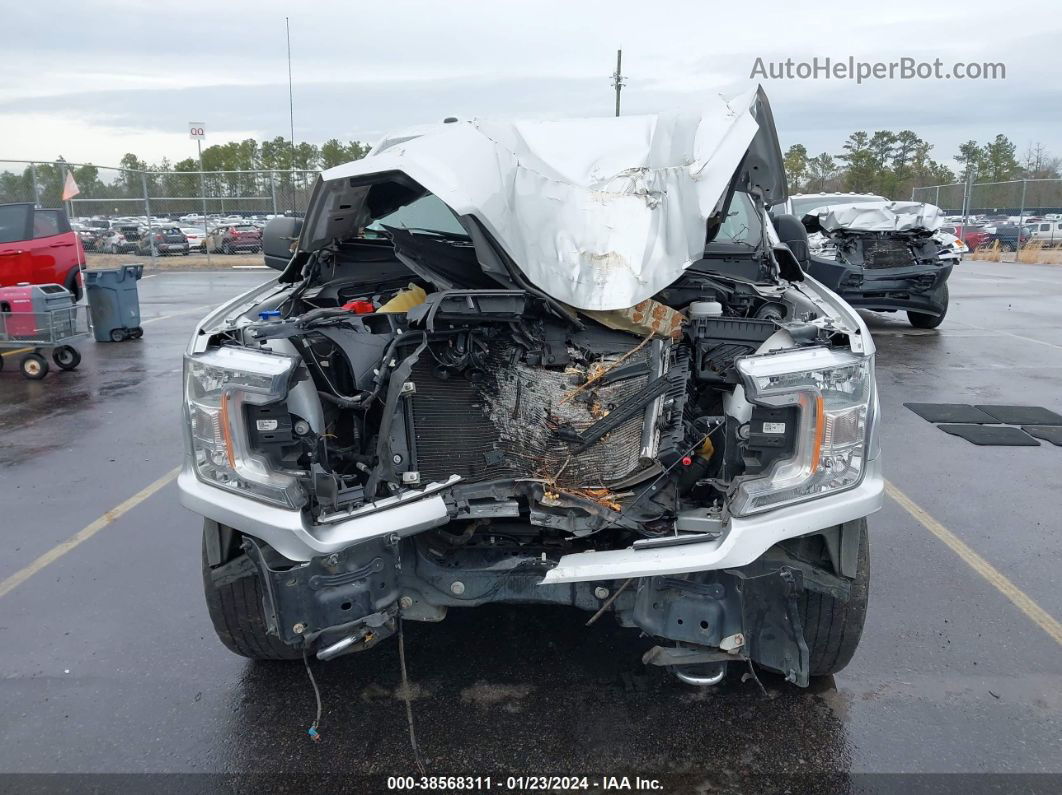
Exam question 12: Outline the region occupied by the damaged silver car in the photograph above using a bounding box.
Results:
[779,199,953,329]
[180,87,883,687]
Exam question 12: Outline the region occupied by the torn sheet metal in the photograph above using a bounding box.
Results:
[804,201,943,234]
[303,87,784,311]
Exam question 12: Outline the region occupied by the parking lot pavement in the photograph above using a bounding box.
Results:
[1,263,1060,785]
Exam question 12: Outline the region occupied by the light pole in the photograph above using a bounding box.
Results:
[190,122,212,266]
[610,49,626,117]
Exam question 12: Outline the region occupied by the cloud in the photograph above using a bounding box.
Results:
[4,0,1061,170]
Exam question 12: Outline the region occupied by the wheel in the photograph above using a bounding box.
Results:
[130,327,144,339]
[908,284,948,329]
[52,345,81,370]
[65,271,83,303]
[201,523,302,660]
[20,353,49,380]
[801,519,870,677]
[1000,241,1015,252]
[109,328,127,342]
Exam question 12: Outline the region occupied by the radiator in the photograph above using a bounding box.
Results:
[409,344,669,489]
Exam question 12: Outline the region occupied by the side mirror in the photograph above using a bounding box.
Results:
[263,216,303,271]
[771,213,811,270]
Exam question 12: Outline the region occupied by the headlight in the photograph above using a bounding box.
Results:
[183,346,306,508]
[732,347,875,516]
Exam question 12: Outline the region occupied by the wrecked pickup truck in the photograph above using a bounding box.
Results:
[791,200,953,329]
[180,87,882,688]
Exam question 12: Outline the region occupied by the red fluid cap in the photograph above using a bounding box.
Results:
[342,299,375,314]
[681,456,693,467]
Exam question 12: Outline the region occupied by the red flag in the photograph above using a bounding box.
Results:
[62,170,80,201]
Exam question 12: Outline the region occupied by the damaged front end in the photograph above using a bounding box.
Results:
[181,88,882,687]
[802,201,953,323]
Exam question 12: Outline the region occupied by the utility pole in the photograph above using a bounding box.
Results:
[286,17,297,215]
[610,49,626,117]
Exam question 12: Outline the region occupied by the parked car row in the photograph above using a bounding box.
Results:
[939,214,1062,250]
[71,220,262,254]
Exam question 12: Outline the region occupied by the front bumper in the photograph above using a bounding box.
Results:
[180,454,883,580]
[808,257,952,317]
[178,464,455,560]
[543,455,883,583]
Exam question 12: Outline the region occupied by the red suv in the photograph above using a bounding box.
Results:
[0,203,86,299]
[940,223,988,251]
[207,224,262,254]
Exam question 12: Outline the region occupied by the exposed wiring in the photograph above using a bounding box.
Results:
[585,578,633,626]
[302,646,323,742]
[745,658,769,697]
[398,619,427,775]
[601,420,726,532]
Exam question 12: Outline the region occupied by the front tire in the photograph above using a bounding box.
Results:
[801,519,870,677]
[201,525,302,660]
[908,284,948,329]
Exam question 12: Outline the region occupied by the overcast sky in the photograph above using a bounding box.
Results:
[4,0,1062,174]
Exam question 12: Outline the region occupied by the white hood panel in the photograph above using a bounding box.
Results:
[311,89,772,311]
[806,201,944,234]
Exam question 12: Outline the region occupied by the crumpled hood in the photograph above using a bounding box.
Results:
[300,86,785,311]
[804,201,943,234]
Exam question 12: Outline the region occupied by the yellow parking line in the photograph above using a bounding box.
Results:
[885,480,1062,646]
[1,347,32,358]
[0,467,180,599]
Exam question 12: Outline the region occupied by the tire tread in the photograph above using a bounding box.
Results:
[801,520,870,677]
[201,528,301,660]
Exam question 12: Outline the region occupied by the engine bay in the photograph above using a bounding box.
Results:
[211,229,850,561]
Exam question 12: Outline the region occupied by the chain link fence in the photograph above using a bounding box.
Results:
[911,179,1062,218]
[0,159,320,266]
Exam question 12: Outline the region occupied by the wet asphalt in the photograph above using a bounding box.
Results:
[0,262,1060,791]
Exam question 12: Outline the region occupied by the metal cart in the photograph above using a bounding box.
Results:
[0,305,90,380]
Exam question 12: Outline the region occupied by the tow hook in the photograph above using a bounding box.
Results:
[316,630,372,661]
[674,664,727,687]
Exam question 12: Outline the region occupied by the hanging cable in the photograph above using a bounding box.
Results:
[398,618,427,775]
[302,646,323,742]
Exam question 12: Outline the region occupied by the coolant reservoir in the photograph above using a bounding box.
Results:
[689,300,723,319]
[377,284,427,313]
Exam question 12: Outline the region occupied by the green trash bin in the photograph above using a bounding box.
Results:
[85,264,144,342]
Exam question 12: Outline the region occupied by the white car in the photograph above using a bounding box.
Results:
[935,230,969,261]
[180,88,881,688]
[180,227,208,251]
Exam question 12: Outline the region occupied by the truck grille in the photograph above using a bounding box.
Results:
[862,237,913,269]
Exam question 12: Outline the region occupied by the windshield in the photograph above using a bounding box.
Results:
[367,194,468,237]
[710,191,763,247]
[790,194,887,216]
